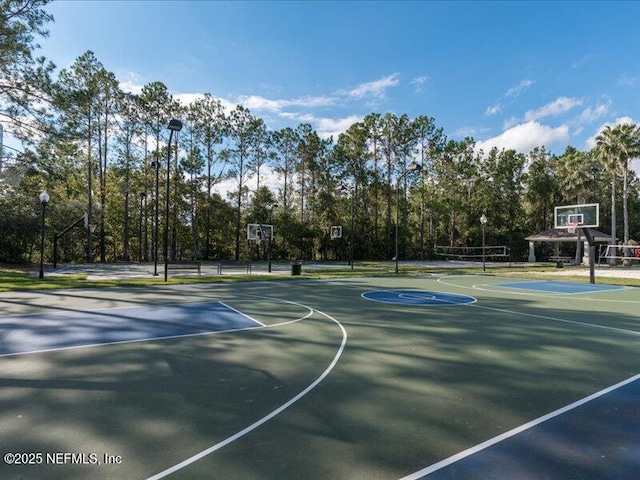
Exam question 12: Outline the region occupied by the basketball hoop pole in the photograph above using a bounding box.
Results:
[581,228,596,284]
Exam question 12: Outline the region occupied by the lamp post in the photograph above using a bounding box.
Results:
[139,192,145,261]
[152,160,160,275]
[267,202,278,273]
[38,190,50,279]
[480,213,487,272]
[395,162,422,274]
[164,119,183,282]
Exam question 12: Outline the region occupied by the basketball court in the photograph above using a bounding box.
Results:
[1,272,639,480]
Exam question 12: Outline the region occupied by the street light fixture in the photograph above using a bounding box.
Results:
[267,202,278,273]
[164,119,183,282]
[395,162,422,274]
[480,213,487,272]
[38,190,50,279]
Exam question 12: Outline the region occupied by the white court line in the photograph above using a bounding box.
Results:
[218,301,265,326]
[145,299,348,480]
[469,302,640,336]
[399,293,437,300]
[0,301,314,358]
[400,371,640,479]
[0,325,262,359]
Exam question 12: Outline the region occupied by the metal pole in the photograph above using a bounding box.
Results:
[39,201,46,279]
[139,193,144,261]
[395,177,401,275]
[164,130,175,282]
[349,187,354,271]
[153,161,159,276]
[482,223,486,272]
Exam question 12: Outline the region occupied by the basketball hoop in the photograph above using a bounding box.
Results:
[88,223,97,233]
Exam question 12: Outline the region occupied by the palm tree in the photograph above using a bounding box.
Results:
[595,123,640,265]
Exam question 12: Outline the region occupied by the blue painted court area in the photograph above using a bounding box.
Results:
[362,290,476,306]
[0,301,261,356]
[419,376,640,480]
[494,281,625,294]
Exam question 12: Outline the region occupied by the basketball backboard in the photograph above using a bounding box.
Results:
[330,225,342,239]
[247,223,273,241]
[554,203,599,229]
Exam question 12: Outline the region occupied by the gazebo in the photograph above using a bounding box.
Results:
[525,228,615,265]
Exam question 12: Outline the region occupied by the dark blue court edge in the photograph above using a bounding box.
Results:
[422,379,640,479]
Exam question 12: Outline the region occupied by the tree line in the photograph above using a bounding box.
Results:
[1,0,639,265]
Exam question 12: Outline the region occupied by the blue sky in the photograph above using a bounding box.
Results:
[27,1,640,169]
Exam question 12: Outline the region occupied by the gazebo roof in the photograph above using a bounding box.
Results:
[525,228,614,243]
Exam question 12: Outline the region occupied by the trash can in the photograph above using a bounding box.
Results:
[556,261,564,269]
[291,261,302,276]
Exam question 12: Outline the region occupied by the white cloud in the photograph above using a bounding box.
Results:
[584,116,637,150]
[505,79,534,98]
[455,126,491,138]
[503,116,519,130]
[271,112,360,139]
[215,164,282,200]
[617,73,640,86]
[348,73,400,99]
[524,97,583,122]
[316,115,362,139]
[476,121,570,154]
[237,94,335,113]
[410,76,429,93]
[576,101,610,125]
[485,104,501,116]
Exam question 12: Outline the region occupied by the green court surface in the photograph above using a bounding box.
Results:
[1,275,639,479]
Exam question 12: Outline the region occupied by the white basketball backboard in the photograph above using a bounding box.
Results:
[554,203,599,229]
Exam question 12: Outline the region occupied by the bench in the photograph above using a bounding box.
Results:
[546,256,573,263]
[217,261,252,275]
[166,262,202,275]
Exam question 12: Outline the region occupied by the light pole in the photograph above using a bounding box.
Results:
[395,162,422,274]
[139,192,145,261]
[164,119,183,282]
[480,213,487,272]
[152,160,160,275]
[38,190,50,279]
[267,202,278,273]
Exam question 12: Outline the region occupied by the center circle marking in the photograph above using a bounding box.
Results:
[361,290,476,306]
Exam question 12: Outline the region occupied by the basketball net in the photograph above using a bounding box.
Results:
[567,222,581,234]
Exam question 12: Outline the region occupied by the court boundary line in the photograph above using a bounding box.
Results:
[0,301,314,358]
[145,298,348,480]
[468,301,640,336]
[399,371,640,479]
